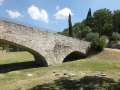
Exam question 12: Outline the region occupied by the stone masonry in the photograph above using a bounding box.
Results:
[0,20,90,66]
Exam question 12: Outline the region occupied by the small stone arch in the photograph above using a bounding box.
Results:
[0,39,48,66]
[63,51,86,62]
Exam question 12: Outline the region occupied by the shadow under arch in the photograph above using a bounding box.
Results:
[63,51,86,62]
[0,39,48,67]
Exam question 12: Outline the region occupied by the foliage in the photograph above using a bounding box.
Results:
[91,36,107,51]
[113,10,120,33]
[61,8,120,51]
[86,8,92,20]
[76,25,92,39]
[72,22,81,35]
[62,22,92,39]
[111,32,120,42]
[86,32,99,42]
[93,8,113,35]
[84,8,94,28]
[103,23,113,36]
[62,8,115,39]
[80,26,92,38]
[72,23,92,39]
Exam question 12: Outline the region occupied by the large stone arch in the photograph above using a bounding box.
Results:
[0,39,48,66]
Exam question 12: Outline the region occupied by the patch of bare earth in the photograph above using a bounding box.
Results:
[95,48,120,60]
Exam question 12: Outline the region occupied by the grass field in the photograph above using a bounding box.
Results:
[0,48,120,90]
[0,51,33,64]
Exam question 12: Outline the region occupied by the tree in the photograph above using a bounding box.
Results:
[62,22,92,39]
[103,23,113,36]
[87,8,92,20]
[113,10,120,33]
[72,23,91,39]
[93,8,113,36]
[68,14,73,37]
[62,22,81,37]
[84,8,94,29]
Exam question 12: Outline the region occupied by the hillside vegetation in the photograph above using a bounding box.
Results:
[61,8,120,51]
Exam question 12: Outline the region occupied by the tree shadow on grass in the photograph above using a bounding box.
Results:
[0,61,41,73]
[29,76,120,90]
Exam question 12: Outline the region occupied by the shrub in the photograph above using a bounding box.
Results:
[80,26,92,38]
[111,32,120,42]
[86,32,99,42]
[91,36,107,51]
[101,35,109,44]
[102,23,113,36]
[75,25,92,39]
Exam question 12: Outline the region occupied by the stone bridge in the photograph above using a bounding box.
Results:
[0,20,90,66]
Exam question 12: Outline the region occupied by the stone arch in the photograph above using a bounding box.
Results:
[0,39,48,66]
[63,51,86,62]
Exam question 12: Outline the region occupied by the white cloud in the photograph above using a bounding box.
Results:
[54,8,73,20]
[6,10,21,18]
[0,0,5,5]
[28,5,49,23]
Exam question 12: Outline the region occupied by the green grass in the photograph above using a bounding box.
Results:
[0,51,33,64]
[0,48,120,90]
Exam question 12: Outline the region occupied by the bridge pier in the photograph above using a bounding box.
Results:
[34,56,48,67]
[31,52,48,67]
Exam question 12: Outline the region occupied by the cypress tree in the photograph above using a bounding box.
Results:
[68,14,73,37]
[87,8,92,20]
[85,8,93,29]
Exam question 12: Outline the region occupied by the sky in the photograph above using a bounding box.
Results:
[0,0,120,32]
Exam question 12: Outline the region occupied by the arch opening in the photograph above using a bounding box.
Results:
[63,51,86,62]
[0,39,48,67]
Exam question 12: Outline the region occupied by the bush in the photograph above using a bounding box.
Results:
[111,32,120,42]
[86,32,99,42]
[101,35,109,44]
[80,26,92,38]
[75,25,92,39]
[91,36,107,51]
[102,23,113,36]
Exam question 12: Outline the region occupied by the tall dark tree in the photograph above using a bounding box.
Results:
[87,8,92,20]
[68,14,73,37]
[85,8,93,29]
